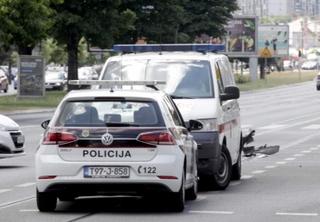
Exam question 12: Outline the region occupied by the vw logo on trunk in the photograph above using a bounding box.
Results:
[101,133,113,146]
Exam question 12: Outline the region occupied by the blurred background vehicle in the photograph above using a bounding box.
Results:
[316,72,320,90]
[78,66,99,80]
[0,114,25,158]
[0,69,8,93]
[301,60,319,70]
[13,75,17,90]
[45,70,67,91]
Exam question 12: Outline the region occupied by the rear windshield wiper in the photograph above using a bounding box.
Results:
[105,122,140,127]
[170,95,193,99]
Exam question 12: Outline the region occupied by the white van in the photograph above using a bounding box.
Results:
[98,44,242,189]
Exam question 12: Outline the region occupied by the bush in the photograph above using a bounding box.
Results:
[235,74,251,84]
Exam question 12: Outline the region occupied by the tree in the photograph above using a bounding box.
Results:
[181,0,238,41]
[119,0,186,43]
[122,0,238,43]
[0,0,53,55]
[50,0,136,90]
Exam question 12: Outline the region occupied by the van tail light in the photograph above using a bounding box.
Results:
[137,131,176,145]
[42,131,77,145]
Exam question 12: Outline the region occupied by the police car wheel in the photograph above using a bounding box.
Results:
[186,161,198,200]
[169,171,185,212]
[36,189,57,212]
[212,145,232,190]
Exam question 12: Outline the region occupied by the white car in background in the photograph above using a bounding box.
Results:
[0,115,25,158]
[78,66,99,80]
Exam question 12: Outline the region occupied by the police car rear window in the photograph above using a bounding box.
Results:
[103,60,214,98]
[56,100,165,127]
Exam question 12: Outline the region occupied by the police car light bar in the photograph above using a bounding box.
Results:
[113,44,225,53]
[68,80,166,87]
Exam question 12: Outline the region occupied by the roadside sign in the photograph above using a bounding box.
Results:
[258,25,289,57]
[18,55,45,98]
[224,16,258,56]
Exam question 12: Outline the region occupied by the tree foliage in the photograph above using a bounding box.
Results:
[49,0,136,89]
[121,0,238,43]
[0,0,53,55]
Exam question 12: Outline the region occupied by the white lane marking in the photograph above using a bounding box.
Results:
[284,158,296,161]
[0,196,35,210]
[241,175,253,179]
[20,209,38,212]
[301,124,320,130]
[258,124,286,130]
[280,133,320,150]
[276,161,287,165]
[301,150,311,153]
[251,170,266,174]
[310,147,319,151]
[15,183,35,188]
[265,165,277,169]
[294,154,305,157]
[0,189,11,194]
[276,212,318,216]
[189,210,234,215]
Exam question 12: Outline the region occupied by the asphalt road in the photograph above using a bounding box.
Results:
[1,81,320,222]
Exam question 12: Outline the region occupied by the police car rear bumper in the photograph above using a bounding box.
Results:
[191,131,220,176]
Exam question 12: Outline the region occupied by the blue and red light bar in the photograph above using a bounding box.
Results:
[113,44,225,53]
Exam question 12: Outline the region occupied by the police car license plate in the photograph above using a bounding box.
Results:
[83,166,130,178]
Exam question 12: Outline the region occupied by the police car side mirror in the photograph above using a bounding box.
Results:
[187,120,203,131]
[220,86,240,101]
[41,120,50,129]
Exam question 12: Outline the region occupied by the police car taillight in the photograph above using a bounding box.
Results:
[137,131,176,145]
[43,131,77,145]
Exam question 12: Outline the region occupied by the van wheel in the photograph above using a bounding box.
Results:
[59,194,75,202]
[232,139,242,180]
[212,145,232,190]
[4,87,7,93]
[36,189,57,212]
[231,151,241,180]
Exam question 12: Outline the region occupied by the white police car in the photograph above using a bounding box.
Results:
[36,81,200,212]
[0,114,25,158]
[99,44,242,190]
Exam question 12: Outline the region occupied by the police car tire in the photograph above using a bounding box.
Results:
[37,190,57,212]
[169,171,185,212]
[186,161,198,200]
[186,177,198,201]
[212,145,232,190]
